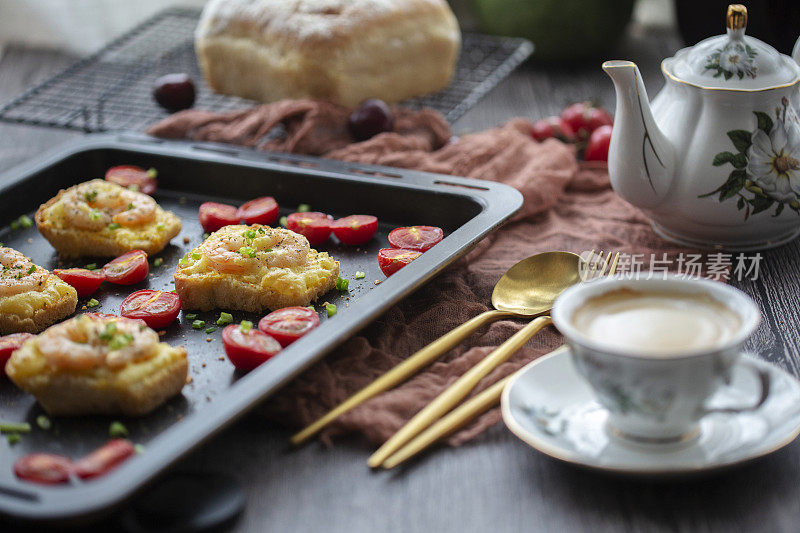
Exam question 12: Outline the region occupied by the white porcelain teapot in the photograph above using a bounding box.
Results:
[603,4,800,250]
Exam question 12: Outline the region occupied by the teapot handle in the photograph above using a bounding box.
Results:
[794,36,800,66]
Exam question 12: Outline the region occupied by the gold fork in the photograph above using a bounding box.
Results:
[372,251,619,468]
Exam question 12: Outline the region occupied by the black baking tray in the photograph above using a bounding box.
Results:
[0,133,522,523]
[0,8,533,132]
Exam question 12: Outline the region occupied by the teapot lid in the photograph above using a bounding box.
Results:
[665,4,800,90]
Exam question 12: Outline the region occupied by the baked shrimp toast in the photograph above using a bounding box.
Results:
[5,314,188,416]
[175,225,339,312]
[0,247,77,334]
[36,179,181,258]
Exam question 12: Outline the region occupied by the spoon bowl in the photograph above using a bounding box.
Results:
[491,251,582,315]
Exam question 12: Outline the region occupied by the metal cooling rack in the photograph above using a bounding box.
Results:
[0,8,532,133]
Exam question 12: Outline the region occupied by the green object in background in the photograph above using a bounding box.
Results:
[472,0,635,61]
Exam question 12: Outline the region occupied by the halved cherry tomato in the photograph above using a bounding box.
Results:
[73,439,136,480]
[387,226,443,252]
[14,453,73,485]
[105,165,158,195]
[102,250,149,285]
[119,290,181,330]
[222,324,282,371]
[286,212,333,245]
[199,202,240,233]
[238,197,279,226]
[0,333,34,375]
[53,268,105,297]
[332,215,378,246]
[378,248,422,276]
[258,307,320,347]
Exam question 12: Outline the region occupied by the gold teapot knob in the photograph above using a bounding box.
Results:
[727,4,747,31]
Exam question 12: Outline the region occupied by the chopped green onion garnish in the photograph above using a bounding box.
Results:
[109,421,129,438]
[216,312,233,326]
[336,277,349,291]
[10,221,19,231]
[179,253,189,267]
[146,168,158,179]
[239,320,253,333]
[203,233,210,240]
[36,415,51,430]
[244,229,257,240]
[86,298,99,308]
[134,443,145,454]
[297,204,311,212]
[355,271,366,279]
[85,263,98,270]
[127,203,135,211]
[238,246,256,258]
[190,252,201,260]
[6,434,20,445]
[99,322,118,341]
[279,216,288,227]
[156,223,165,231]
[192,320,205,330]
[326,303,337,317]
[18,215,32,229]
[185,313,198,320]
[0,421,31,434]
[84,190,98,203]
[26,265,36,275]
[257,227,265,234]
[153,258,163,267]
[108,333,133,350]
[205,326,217,334]
[128,184,140,192]
[108,222,121,230]
[89,209,101,222]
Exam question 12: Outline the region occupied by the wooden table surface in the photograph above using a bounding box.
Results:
[2,23,800,533]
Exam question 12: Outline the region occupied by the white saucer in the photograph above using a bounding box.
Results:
[501,347,800,476]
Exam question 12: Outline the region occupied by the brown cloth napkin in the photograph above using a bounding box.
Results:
[148,101,696,446]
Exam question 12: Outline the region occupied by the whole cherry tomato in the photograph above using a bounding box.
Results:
[378,248,422,277]
[258,307,320,347]
[530,116,576,142]
[222,324,282,371]
[120,290,181,330]
[585,125,613,162]
[199,202,240,233]
[105,165,158,195]
[0,333,34,375]
[14,453,73,485]
[332,215,378,246]
[238,197,279,226]
[53,268,105,297]
[560,102,613,140]
[73,439,136,480]
[102,250,149,285]
[388,226,443,252]
[286,212,333,245]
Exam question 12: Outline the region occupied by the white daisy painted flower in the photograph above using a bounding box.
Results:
[747,120,800,203]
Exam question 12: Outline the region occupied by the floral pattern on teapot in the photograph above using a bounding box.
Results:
[700,98,800,219]
[704,41,758,81]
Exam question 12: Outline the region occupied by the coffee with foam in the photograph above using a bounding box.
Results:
[571,288,741,355]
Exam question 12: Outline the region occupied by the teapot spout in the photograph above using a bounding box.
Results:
[602,60,675,209]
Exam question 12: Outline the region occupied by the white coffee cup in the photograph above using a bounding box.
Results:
[551,275,767,443]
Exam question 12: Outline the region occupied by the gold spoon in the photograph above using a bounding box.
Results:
[371,251,617,468]
[291,251,583,446]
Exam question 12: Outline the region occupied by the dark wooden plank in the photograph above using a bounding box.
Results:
[1,23,800,533]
